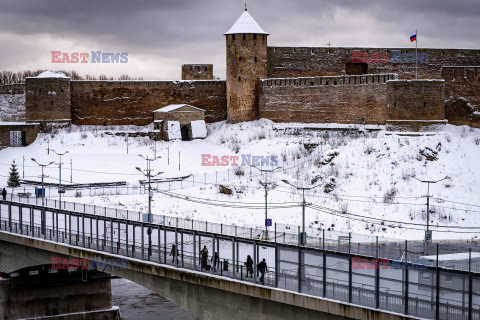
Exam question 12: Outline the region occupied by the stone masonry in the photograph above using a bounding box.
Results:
[182,64,214,80]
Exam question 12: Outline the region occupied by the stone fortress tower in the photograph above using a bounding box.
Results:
[225,7,268,123]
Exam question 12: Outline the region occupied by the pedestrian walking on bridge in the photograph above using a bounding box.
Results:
[257,258,267,284]
[2,188,6,201]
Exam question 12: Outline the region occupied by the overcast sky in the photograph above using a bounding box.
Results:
[0,0,479,80]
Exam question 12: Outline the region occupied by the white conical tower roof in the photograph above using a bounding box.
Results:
[224,10,268,35]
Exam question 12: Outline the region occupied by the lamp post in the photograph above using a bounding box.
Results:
[136,154,162,257]
[252,166,281,240]
[31,158,55,235]
[413,176,450,255]
[282,179,321,245]
[52,150,69,209]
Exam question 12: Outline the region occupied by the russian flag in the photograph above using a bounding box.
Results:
[410,32,417,42]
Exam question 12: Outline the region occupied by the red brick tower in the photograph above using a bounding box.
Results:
[225,8,268,123]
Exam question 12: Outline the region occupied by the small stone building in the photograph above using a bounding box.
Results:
[153,104,207,141]
[0,122,40,148]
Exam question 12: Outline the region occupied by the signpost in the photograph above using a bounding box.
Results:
[265,219,272,227]
[425,230,432,243]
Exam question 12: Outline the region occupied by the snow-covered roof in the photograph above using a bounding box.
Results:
[154,104,205,113]
[224,11,268,35]
[30,71,69,78]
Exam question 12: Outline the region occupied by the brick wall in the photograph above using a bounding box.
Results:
[0,84,25,95]
[259,74,397,124]
[387,80,445,120]
[25,77,71,124]
[267,47,480,79]
[70,80,226,125]
[442,66,480,128]
[182,65,214,80]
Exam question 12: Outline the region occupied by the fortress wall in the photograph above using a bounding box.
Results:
[0,83,25,95]
[441,66,480,127]
[258,74,397,124]
[70,80,227,125]
[387,80,445,120]
[267,47,480,79]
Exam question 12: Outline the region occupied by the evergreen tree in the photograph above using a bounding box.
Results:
[7,160,20,188]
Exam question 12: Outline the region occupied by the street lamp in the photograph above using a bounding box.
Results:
[31,158,55,235]
[52,150,69,209]
[282,179,322,245]
[252,166,281,240]
[413,175,450,255]
[136,154,162,257]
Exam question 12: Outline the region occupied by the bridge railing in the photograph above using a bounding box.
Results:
[1,200,480,320]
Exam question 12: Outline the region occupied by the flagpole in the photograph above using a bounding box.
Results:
[415,29,418,79]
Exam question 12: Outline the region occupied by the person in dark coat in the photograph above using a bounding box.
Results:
[212,252,220,269]
[170,244,177,263]
[245,255,254,277]
[200,245,209,270]
[257,258,268,284]
[2,188,6,201]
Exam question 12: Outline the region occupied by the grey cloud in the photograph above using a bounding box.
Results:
[0,0,478,80]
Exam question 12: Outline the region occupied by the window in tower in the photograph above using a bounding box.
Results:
[232,34,235,41]
[243,34,246,40]
[253,34,257,40]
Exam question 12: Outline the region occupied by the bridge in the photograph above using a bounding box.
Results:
[0,199,479,320]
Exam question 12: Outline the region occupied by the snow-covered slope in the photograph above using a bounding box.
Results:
[1,121,479,241]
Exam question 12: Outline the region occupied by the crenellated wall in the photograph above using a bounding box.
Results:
[258,74,397,124]
[267,47,480,80]
[70,80,227,125]
[441,66,480,128]
[182,64,214,80]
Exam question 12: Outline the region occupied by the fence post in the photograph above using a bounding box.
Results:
[253,240,257,283]
[193,231,197,271]
[275,223,278,287]
[405,240,409,315]
[468,248,472,320]
[298,226,302,293]
[375,236,380,309]
[158,226,161,264]
[323,229,326,297]
[175,228,178,267]
[232,236,236,279]
[126,221,129,257]
[212,233,216,274]
[141,223,145,259]
[436,243,440,320]
[348,232,352,303]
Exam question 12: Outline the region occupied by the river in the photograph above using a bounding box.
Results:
[111,278,196,320]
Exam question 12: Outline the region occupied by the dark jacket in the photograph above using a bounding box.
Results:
[257,261,267,272]
[1,189,6,197]
[245,257,253,268]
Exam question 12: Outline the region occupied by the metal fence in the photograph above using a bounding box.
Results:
[7,193,480,274]
[1,200,479,320]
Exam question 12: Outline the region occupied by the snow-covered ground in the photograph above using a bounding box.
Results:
[1,120,480,241]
